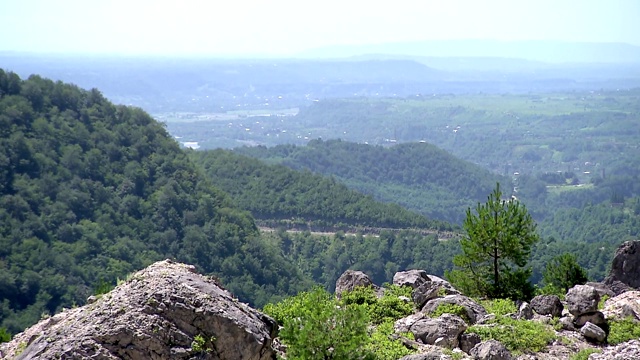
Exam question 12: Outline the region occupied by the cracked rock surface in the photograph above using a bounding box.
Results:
[0,260,277,360]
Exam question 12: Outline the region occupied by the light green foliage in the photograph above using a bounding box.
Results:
[431,303,470,323]
[479,298,517,316]
[608,317,640,345]
[364,321,415,360]
[0,326,11,343]
[569,348,601,360]
[264,287,370,360]
[442,349,465,360]
[191,334,214,353]
[468,316,555,354]
[448,183,539,300]
[341,285,414,324]
[542,253,588,293]
[597,294,610,310]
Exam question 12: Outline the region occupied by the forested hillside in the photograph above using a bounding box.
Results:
[236,139,509,224]
[0,70,313,333]
[190,149,452,231]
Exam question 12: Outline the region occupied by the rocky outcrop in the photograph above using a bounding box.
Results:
[604,240,640,294]
[602,290,640,321]
[470,340,513,360]
[409,314,467,349]
[459,333,481,354]
[422,294,487,324]
[590,339,640,360]
[394,270,431,289]
[530,295,563,317]
[335,269,377,297]
[0,260,277,360]
[566,284,600,316]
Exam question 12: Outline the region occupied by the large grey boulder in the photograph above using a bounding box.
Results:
[422,294,487,324]
[530,295,563,317]
[409,314,467,348]
[0,260,276,360]
[604,240,640,294]
[393,270,431,289]
[470,340,513,360]
[335,269,377,298]
[566,284,600,316]
[580,321,607,343]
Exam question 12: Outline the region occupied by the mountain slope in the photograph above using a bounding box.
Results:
[0,70,312,333]
[236,139,510,224]
[190,149,453,231]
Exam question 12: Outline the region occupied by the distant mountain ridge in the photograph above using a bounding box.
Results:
[298,40,640,64]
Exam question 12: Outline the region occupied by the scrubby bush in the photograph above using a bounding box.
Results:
[608,317,640,345]
[569,348,601,360]
[431,303,470,323]
[364,321,415,360]
[467,316,555,354]
[480,298,517,316]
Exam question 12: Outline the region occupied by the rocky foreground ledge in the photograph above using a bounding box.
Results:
[0,260,277,360]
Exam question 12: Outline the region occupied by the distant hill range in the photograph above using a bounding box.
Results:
[3,41,640,112]
[299,40,640,64]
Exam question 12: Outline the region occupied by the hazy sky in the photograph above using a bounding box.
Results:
[1,0,639,56]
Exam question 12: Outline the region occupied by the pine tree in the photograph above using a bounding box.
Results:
[447,183,539,300]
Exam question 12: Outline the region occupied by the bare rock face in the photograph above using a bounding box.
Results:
[0,260,277,360]
[602,290,640,321]
[393,270,431,289]
[409,314,467,349]
[422,295,487,324]
[566,284,600,316]
[590,339,640,360]
[335,269,377,298]
[470,340,513,360]
[605,240,640,294]
[530,295,564,317]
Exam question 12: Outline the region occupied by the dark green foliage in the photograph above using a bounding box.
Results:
[263,229,461,292]
[236,139,508,224]
[542,253,588,293]
[0,70,312,333]
[448,183,539,300]
[190,149,445,230]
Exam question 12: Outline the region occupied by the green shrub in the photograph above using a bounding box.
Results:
[369,285,414,324]
[264,287,370,360]
[341,286,378,306]
[0,327,11,343]
[467,316,555,354]
[597,294,610,310]
[569,348,601,360]
[608,317,640,345]
[431,303,470,323]
[480,298,517,316]
[364,321,415,360]
[341,284,414,324]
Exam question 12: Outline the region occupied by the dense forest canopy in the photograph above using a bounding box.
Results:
[190,149,452,231]
[235,139,510,224]
[0,70,313,333]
